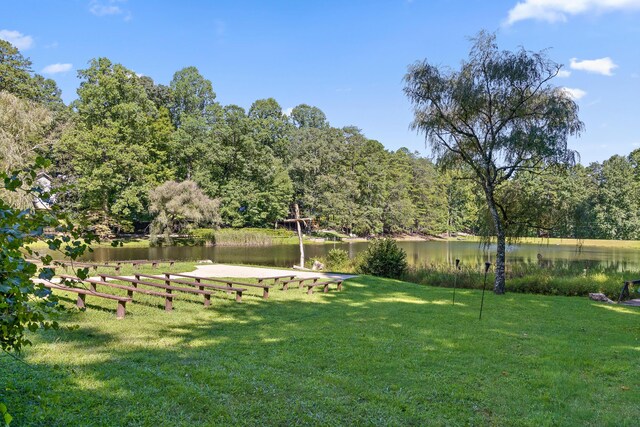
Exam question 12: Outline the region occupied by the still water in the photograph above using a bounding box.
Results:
[82,240,640,270]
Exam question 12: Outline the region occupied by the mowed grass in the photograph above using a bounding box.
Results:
[2,274,639,426]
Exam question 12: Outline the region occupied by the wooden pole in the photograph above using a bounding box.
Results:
[479,262,491,320]
[294,203,304,268]
[452,258,460,305]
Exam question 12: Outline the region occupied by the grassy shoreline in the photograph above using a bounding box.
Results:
[456,235,640,249]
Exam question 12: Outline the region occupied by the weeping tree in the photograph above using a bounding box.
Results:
[149,180,220,245]
[0,91,55,208]
[404,31,584,294]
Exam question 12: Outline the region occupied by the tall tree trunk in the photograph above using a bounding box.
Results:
[493,230,506,294]
[485,187,506,294]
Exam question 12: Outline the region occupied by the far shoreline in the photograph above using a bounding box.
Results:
[25,231,640,251]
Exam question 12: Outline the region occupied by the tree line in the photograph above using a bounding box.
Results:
[2,38,639,241]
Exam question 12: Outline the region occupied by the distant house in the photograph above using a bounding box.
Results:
[32,172,56,210]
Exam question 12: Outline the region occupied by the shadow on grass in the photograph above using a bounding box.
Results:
[2,276,640,426]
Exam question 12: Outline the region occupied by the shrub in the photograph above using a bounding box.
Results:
[357,238,408,279]
[326,248,350,271]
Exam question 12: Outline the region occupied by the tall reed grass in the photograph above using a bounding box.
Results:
[403,262,635,299]
[190,228,296,246]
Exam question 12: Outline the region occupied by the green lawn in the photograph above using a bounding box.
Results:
[2,275,639,426]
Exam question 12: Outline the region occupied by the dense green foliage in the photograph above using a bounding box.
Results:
[57,58,174,235]
[1,40,457,237]
[357,238,408,279]
[2,38,640,245]
[2,275,638,425]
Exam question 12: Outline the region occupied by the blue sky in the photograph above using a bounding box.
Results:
[2,0,639,164]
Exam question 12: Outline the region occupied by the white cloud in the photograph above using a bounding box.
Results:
[562,87,587,100]
[283,107,293,117]
[42,63,73,74]
[557,69,571,78]
[0,29,34,50]
[570,57,618,76]
[89,0,132,20]
[505,0,640,25]
[90,3,121,16]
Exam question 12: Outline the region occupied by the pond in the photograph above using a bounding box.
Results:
[80,240,640,271]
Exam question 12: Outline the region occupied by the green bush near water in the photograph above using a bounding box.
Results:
[322,248,351,271]
[357,238,408,279]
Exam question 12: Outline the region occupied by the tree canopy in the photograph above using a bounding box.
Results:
[291,104,328,128]
[58,58,174,235]
[0,40,63,106]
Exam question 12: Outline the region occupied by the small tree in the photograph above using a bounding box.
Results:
[404,31,583,294]
[149,180,220,245]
